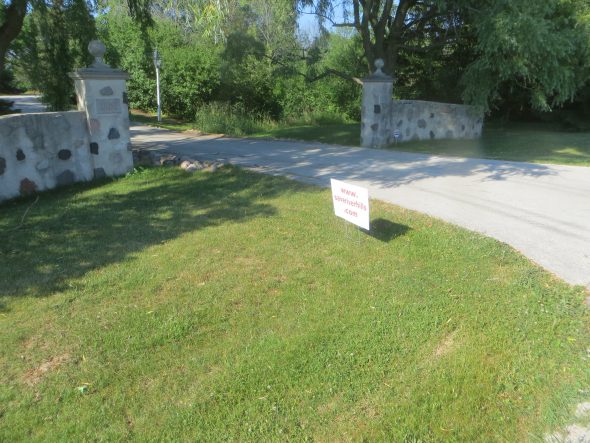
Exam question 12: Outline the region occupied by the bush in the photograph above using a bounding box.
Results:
[160,46,220,120]
[194,101,274,136]
[281,109,351,126]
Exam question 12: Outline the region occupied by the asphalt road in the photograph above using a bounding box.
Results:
[1,95,47,113]
[131,123,590,289]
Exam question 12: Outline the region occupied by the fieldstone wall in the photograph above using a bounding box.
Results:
[361,60,484,148]
[0,40,133,204]
[0,112,95,202]
[391,100,484,143]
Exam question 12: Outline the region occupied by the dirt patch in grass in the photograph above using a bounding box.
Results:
[433,330,459,358]
[23,353,70,386]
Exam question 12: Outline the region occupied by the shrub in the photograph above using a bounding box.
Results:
[160,46,220,120]
[194,101,274,136]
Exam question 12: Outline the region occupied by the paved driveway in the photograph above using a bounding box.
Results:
[1,95,47,114]
[131,124,590,289]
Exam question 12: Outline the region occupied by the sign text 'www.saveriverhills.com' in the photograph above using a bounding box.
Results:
[330,179,370,230]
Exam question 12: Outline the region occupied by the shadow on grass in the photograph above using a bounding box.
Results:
[0,167,316,298]
[368,218,411,242]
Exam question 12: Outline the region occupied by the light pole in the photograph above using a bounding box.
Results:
[153,48,162,122]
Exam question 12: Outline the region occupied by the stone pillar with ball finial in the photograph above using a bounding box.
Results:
[360,59,394,148]
[69,40,133,179]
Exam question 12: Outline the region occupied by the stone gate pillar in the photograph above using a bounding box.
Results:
[361,59,393,148]
[69,40,133,179]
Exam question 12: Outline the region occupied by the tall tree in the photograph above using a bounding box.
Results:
[299,0,590,110]
[0,0,152,84]
[0,0,28,77]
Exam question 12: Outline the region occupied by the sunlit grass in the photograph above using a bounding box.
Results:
[0,167,588,441]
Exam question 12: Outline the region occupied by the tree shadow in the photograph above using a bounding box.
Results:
[130,124,558,192]
[367,218,411,242]
[0,167,317,298]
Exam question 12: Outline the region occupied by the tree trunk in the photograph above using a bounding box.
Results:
[353,0,414,75]
[0,0,29,75]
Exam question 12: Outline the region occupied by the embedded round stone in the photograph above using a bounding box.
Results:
[429,130,436,139]
[16,149,26,161]
[418,119,427,128]
[56,170,75,186]
[371,123,379,131]
[0,157,6,175]
[20,178,37,196]
[100,86,114,96]
[108,128,120,140]
[94,168,106,179]
[58,149,72,160]
[90,142,99,155]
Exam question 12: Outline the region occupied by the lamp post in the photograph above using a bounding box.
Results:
[153,48,162,122]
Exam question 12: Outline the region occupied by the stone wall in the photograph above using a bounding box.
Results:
[0,40,133,204]
[391,100,483,143]
[0,111,96,202]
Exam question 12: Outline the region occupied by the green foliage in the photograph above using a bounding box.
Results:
[274,33,364,122]
[4,0,590,120]
[98,8,154,110]
[158,45,220,119]
[99,10,222,118]
[461,0,590,111]
[194,101,272,135]
[300,0,590,115]
[9,0,95,110]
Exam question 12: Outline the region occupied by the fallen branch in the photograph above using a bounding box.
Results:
[7,195,39,232]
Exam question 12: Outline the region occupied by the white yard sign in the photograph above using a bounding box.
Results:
[331,179,370,230]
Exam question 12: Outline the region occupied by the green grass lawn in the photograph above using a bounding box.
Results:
[1,167,589,441]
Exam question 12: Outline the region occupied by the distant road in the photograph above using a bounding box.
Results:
[1,95,47,114]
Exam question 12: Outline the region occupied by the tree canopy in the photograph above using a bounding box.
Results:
[299,0,590,111]
[2,0,589,118]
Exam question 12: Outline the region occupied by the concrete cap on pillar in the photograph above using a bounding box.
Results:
[88,40,109,69]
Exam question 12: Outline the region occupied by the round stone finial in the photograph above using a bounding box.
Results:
[370,58,391,81]
[88,40,106,59]
[88,40,108,67]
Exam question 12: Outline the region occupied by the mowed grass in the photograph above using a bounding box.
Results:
[1,167,588,442]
